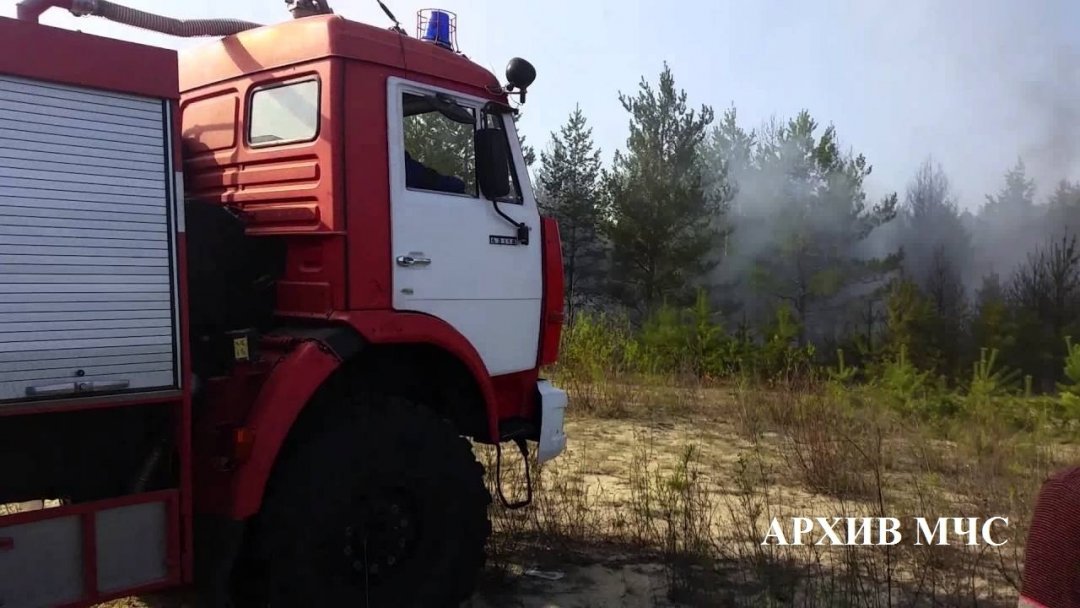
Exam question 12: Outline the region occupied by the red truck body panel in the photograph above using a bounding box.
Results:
[0,16,178,99]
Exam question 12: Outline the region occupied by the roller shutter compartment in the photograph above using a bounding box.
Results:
[0,75,179,404]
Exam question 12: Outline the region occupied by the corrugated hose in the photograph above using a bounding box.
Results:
[71,0,261,36]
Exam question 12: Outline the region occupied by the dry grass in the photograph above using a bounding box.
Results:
[479,377,1067,607]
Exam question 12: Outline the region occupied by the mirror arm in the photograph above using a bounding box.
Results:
[483,100,518,116]
[426,93,474,124]
[491,200,530,245]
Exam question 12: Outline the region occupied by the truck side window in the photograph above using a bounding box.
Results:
[402,93,477,196]
[249,79,320,147]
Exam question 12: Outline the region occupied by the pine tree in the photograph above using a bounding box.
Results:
[537,106,606,320]
[975,158,1042,278]
[884,278,942,372]
[742,110,900,344]
[703,106,753,210]
[892,159,971,374]
[971,274,1013,358]
[603,64,727,312]
[923,245,969,377]
[1046,179,1080,236]
[901,158,972,289]
[984,158,1036,213]
[512,113,537,167]
[700,107,754,316]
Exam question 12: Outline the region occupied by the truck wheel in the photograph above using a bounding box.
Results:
[254,394,491,607]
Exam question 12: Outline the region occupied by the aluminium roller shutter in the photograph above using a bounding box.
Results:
[0,74,180,404]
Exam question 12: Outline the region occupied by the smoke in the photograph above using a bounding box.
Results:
[843,0,1080,210]
[967,0,1080,194]
[705,111,1079,343]
[703,0,1080,334]
[1015,48,1080,191]
[704,112,897,341]
[888,159,971,285]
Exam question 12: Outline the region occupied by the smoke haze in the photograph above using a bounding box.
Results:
[846,0,1080,208]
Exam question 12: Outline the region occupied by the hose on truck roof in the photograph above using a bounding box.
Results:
[71,0,262,36]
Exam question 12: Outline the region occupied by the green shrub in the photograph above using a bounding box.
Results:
[626,290,745,381]
[685,290,734,379]
[636,303,688,375]
[557,312,631,381]
[826,349,858,386]
[750,304,816,384]
[966,348,1021,404]
[1055,337,1080,426]
[878,345,929,402]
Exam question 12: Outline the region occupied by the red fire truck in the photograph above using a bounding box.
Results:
[0,1,567,606]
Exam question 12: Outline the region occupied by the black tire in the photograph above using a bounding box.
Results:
[250,393,491,607]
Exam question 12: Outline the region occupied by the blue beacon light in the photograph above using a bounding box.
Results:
[422,10,454,50]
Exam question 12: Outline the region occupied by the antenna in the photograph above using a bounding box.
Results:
[376,0,407,34]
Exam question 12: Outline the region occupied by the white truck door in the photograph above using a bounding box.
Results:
[387,78,541,376]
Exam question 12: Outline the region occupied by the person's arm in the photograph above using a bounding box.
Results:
[434,174,466,194]
[1020,466,1080,607]
[405,153,439,191]
[405,152,466,194]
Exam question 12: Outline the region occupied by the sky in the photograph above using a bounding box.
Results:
[6,0,1080,210]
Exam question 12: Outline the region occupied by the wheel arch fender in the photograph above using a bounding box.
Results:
[225,312,500,519]
[333,310,501,440]
[227,338,345,519]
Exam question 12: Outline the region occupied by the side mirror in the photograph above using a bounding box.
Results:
[475,128,511,200]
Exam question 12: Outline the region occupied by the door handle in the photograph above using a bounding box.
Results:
[396,255,432,267]
[26,379,131,397]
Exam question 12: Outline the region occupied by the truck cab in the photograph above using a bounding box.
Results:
[0,4,566,607]
[179,13,550,383]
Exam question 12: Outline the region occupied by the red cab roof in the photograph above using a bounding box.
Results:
[0,16,178,99]
[179,14,503,97]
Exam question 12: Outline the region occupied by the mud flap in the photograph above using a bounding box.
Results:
[494,438,532,510]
